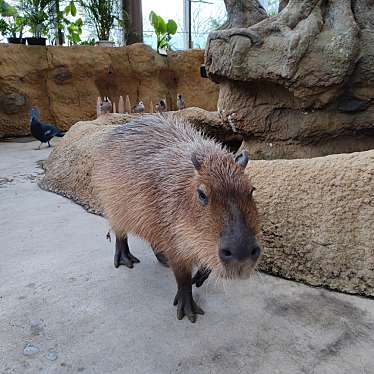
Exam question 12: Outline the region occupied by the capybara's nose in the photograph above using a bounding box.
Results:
[219,243,261,263]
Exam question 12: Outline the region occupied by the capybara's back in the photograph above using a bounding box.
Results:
[93,114,262,322]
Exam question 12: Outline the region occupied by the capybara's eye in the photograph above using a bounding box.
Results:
[197,188,208,206]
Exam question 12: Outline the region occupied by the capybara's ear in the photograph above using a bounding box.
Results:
[191,153,202,171]
[234,150,249,169]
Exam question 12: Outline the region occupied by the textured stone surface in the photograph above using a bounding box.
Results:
[249,151,374,295]
[0,44,219,137]
[41,117,374,296]
[205,0,374,158]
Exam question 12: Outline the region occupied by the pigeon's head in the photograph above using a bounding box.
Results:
[139,101,144,106]
[30,107,40,120]
[177,94,182,99]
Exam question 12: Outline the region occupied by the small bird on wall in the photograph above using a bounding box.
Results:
[30,108,64,150]
[155,98,167,113]
[100,97,112,115]
[133,101,145,113]
[177,94,185,110]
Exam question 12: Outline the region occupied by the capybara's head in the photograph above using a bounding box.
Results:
[186,149,261,280]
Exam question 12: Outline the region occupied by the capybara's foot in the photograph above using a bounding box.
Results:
[152,247,169,267]
[192,267,212,288]
[114,235,140,269]
[114,252,140,268]
[173,289,204,323]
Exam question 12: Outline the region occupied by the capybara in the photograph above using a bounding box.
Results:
[93,114,261,322]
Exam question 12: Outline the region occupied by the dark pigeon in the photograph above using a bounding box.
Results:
[30,107,64,149]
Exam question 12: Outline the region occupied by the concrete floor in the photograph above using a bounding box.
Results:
[1,138,374,374]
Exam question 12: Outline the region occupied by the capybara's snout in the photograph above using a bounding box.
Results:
[219,232,261,264]
[218,203,261,272]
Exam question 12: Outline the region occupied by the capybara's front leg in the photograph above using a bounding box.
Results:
[114,235,140,269]
[192,267,212,288]
[172,264,204,323]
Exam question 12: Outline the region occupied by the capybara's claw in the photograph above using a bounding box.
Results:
[173,289,204,323]
[114,257,133,268]
[129,253,140,263]
[192,267,212,288]
[114,252,140,268]
[114,236,140,269]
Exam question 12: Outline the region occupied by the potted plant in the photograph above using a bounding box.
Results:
[79,0,122,47]
[0,0,25,43]
[149,11,177,55]
[6,15,26,43]
[21,0,50,45]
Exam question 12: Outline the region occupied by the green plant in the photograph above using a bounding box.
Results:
[48,0,82,45]
[0,18,7,35]
[21,0,51,37]
[65,17,83,44]
[64,0,77,17]
[149,11,177,53]
[79,0,121,41]
[79,37,95,45]
[0,0,17,17]
[0,0,26,40]
[5,15,26,38]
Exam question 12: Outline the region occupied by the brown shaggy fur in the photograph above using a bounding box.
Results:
[93,114,260,279]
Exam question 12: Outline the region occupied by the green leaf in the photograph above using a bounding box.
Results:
[64,5,71,15]
[149,11,177,53]
[166,19,177,35]
[157,16,166,34]
[0,18,8,36]
[70,2,77,17]
[149,10,158,28]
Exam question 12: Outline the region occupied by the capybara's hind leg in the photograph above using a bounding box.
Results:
[114,235,140,269]
[172,264,204,323]
[192,267,212,288]
[151,246,169,267]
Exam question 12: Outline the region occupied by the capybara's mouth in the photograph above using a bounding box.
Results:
[218,261,258,280]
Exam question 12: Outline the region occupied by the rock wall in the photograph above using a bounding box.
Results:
[41,116,374,297]
[251,151,374,295]
[205,0,374,159]
[0,43,219,137]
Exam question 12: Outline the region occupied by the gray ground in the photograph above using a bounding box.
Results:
[1,138,374,374]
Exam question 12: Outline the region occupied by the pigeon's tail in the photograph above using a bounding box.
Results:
[54,132,65,137]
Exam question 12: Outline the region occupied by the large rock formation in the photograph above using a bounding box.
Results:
[0,44,219,137]
[205,0,374,159]
[252,151,374,295]
[41,115,374,297]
